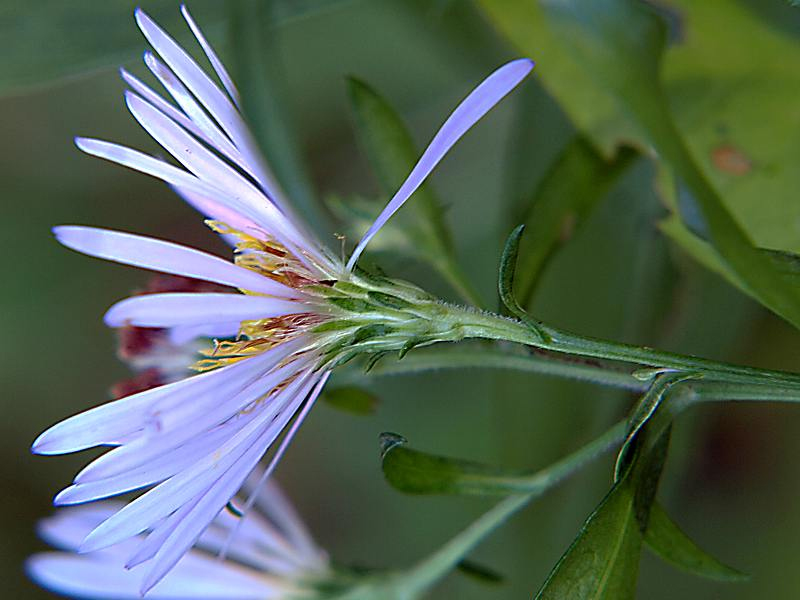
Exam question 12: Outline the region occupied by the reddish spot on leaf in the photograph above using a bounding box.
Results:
[711,144,752,176]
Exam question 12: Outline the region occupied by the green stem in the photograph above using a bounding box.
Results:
[454,307,800,389]
[335,346,645,391]
[687,381,800,406]
[400,420,626,596]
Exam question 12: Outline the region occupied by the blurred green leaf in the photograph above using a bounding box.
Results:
[0,1,215,94]
[515,136,639,306]
[228,0,328,231]
[322,386,378,415]
[0,0,351,96]
[661,215,800,298]
[346,77,482,306]
[479,0,800,331]
[661,0,800,253]
[476,0,642,155]
[380,421,626,496]
[486,0,800,258]
[645,503,748,582]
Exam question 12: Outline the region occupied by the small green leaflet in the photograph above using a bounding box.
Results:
[645,503,747,582]
[380,433,523,495]
[380,422,627,497]
[498,225,548,341]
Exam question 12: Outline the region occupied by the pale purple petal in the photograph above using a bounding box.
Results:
[167,321,241,345]
[180,4,240,107]
[141,52,249,175]
[38,505,123,552]
[253,480,326,566]
[346,58,534,270]
[27,552,284,599]
[72,344,308,483]
[74,138,281,232]
[140,376,319,594]
[197,510,308,575]
[220,373,329,561]
[134,8,286,211]
[170,183,264,241]
[79,372,315,553]
[53,226,296,297]
[55,420,251,506]
[126,499,199,569]
[120,68,213,150]
[103,293,306,328]
[57,360,310,505]
[124,91,307,251]
[31,352,274,455]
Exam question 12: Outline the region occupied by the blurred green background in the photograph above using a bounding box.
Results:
[3,0,800,598]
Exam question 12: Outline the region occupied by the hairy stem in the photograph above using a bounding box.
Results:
[336,345,646,391]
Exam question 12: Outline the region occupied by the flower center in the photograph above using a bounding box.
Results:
[190,222,333,373]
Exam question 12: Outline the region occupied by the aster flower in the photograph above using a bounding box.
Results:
[31,4,533,593]
[27,475,330,599]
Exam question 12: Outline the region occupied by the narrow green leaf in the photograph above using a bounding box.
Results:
[536,478,643,600]
[630,428,671,533]
[645,503,748,582]
[346,77,482,306]
[322,386,378,416]
[536,427,670,599]
[380,421,626,496]
[228,0,327,231]
[498,225,548,341]
[661,0,800,255]
[516,137,639,306]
